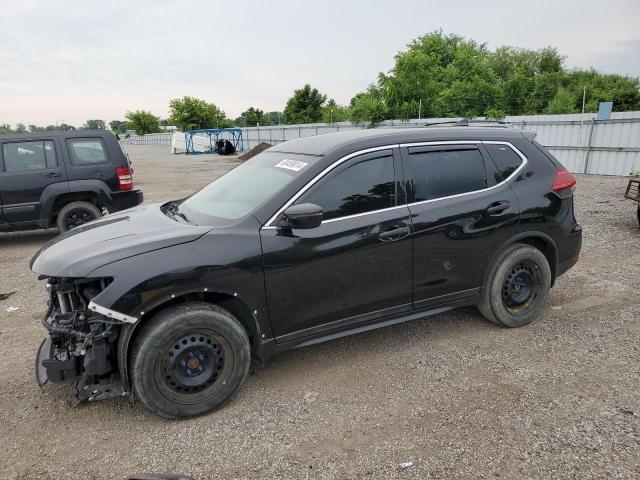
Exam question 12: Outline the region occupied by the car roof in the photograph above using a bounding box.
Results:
[0,130,113,141]
[269,126,528,156]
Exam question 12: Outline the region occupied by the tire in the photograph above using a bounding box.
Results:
[56,201,101,232]
[478,243,552,328]
[130,302,250,419]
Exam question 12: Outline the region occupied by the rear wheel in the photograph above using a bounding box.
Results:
[130,302,250,419]
[56,201,101,232]
[478,243,551,328]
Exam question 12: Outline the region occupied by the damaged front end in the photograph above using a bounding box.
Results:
[36,276,133,405]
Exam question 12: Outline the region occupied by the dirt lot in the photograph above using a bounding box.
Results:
[1,145,638,479]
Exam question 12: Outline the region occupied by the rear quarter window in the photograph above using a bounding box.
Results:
[67,138,109,165]
[484,143,524,180]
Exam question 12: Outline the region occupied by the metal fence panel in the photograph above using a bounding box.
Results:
[167,112,640,175]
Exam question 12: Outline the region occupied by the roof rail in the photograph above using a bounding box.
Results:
[423,119,511,128]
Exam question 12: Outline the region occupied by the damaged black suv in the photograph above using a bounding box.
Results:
[32,126,582,418]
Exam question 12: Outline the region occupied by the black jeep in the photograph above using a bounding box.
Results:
[0,130,142,232]
[32,126,581,418]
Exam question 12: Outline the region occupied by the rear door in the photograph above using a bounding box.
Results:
[401,141,522,308]
[0,139,67,224]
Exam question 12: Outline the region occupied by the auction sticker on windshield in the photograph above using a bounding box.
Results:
[274,159,308,172]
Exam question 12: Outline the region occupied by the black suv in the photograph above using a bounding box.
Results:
[0,130,142,232]
[32,127,581,418]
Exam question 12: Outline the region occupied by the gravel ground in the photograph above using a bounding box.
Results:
[0,145,638,480]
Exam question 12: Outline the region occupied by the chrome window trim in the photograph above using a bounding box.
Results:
[261,140,527,229]
[262,145,398,228]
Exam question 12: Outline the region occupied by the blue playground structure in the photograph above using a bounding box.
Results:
[185,128,244,155]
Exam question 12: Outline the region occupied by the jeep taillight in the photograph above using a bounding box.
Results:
[116,166,132,191]
[552,169,576,193]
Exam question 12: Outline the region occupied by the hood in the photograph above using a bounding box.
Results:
[31,203,212,277]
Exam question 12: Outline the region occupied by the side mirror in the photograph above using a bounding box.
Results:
[278,203,323,229]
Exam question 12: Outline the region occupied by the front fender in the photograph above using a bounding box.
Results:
[88,224,270,393]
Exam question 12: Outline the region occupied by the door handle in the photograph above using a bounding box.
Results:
[486,201,511,215]
[378,226,410,242]
[44,172,62,178]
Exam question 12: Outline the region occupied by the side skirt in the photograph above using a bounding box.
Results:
[254,292,479,363]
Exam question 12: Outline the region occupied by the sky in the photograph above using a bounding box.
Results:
[1,0,639,127]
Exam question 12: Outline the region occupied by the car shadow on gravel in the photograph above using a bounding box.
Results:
[0,229,58,248]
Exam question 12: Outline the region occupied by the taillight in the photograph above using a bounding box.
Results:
[116,166,132,191]
[552,169,576,192]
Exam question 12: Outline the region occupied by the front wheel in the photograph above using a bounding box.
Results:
[130,302,250,419]
[478,243,552,328]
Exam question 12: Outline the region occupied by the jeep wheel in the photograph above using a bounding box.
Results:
[57,201,101,232]
[478,243,552,328]
[130,302,251,419]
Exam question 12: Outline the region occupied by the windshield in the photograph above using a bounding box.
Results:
[178,151,321,225]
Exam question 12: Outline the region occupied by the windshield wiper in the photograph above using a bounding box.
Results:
[166,201,191,224]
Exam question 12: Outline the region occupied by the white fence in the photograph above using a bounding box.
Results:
[121,133,171,145]
[130,112,640,176]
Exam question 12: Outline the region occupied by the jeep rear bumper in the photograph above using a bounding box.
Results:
[110,189,143,212]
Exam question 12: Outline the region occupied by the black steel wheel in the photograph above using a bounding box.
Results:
[156,331,232,404]
[478,243,551,328]
[57,201,101,232]
[501,260,543,315]
[131,302,250,419]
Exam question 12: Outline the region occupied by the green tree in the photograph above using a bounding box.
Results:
[322,99,351,123]
[83,119,106,130]
[355,30,640,118]
[125,110,161,135]
[545,87,578,114]
[350,90,389,125]
[15,123,27,133]
[283,84,327,124]
[0,123,13,134]
[109,120,128,133]
[236,107,268,127]
[169,96,227,131]
[484,107,506,121]
[265,111,283,125]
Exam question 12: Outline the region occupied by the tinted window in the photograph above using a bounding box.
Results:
[3,141,57,172]
[484,143,523,179]
[67,139,108,165]
[300,154,395,220]
[407,148,486,201]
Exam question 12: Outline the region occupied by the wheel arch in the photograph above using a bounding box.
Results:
[487,231,559,287]
[117,290,263,395]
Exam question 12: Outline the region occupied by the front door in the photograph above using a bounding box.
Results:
[261,148,413,342]
[0,139,67,224]
[401,142,521,308]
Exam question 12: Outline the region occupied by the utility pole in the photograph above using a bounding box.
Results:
[579,86,587,166]
[418,99,422,120]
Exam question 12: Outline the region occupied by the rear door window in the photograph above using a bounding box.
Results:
[405,147,487,202]
[67,139,109,165]
[2,140,58,172]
